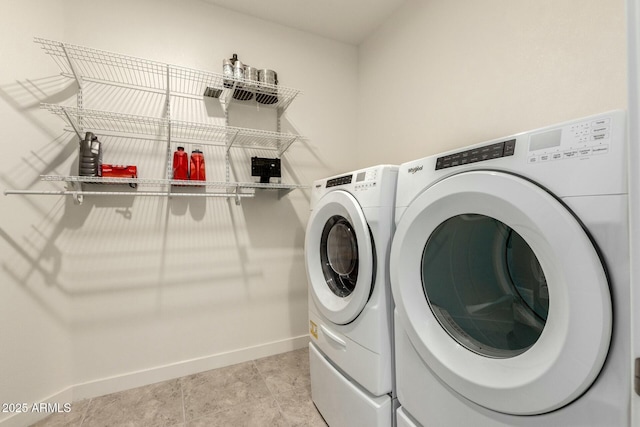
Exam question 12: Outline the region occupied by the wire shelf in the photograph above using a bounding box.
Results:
[17,38,309,205]
[4,189,257,199]
[43,104,168,139]
[43,104,305,154]
[40,175,307,191]
[35,37,302,112]
[35,37,167,92]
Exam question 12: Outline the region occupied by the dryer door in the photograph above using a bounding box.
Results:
[391,170,612,415]
[306,190,374,325]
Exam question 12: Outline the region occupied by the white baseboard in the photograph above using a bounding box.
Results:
[1,335,310,427]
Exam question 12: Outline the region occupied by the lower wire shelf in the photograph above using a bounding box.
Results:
[4,175,307,204]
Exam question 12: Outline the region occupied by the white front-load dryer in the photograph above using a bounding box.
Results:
[305,165,398,427]
[390,111,630,426]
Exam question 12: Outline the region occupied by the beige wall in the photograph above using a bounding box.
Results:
[357,0,627,167]
[0,0,357,424]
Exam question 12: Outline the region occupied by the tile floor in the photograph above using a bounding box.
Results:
[32,347,327,427]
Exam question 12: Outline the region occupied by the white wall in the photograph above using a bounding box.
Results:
[0,0,357,424]
[357,0,627,167]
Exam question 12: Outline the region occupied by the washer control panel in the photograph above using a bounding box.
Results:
[354,168,378,191]
[527,116,611,164]
[324,168,379,191]
[326,174,352,188]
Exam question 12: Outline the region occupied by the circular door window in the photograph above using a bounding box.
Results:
[321,215,359,297]
[305,190,374,325]
[422,214,549,359]
[390,170,611,415]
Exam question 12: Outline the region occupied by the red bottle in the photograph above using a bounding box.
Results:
[190,149,206,182]
[172,146,189,181]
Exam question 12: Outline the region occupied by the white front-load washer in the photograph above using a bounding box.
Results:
[390,111,630,426]
[305,165,398,427]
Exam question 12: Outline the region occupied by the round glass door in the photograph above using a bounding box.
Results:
[422,214,548,359]
[305,190,374,325]
[390,170,611,415]
[321,215,359,298]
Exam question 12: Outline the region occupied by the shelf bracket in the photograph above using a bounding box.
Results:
[61,43,84,91]
[62,108,83,140]
[226,129,240,152]
[66,181,84,205]
[277,135,298,157]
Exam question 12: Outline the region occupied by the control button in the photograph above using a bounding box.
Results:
[591,145,609,155]
[562,150,578,159]
[539,154,550,162]
[592,118,610,127]
[528,156,538,163]
[579,148,592,156]
[551,152,562,160]
[591,133,609,141]
[503,139,516,156]
[592,126,609,134]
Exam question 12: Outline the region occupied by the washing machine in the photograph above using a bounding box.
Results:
[390,111,630,426]
[305,165,398,427]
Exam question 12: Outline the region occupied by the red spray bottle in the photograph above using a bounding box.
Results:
[190,148,206,182]
[172,146,189,181]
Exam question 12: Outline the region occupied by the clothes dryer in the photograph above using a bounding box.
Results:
[390,111,630,426]
[306,165,398,427]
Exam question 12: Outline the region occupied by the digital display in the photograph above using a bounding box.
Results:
[326,174,353,188]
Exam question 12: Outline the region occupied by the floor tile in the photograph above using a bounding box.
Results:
[81,379,183,427]
[30,399,90,427]
[276,384,328,427]
[254,347,311,395]
[29,348,319,427]
[181,361,271,421]
[187,396,286,427]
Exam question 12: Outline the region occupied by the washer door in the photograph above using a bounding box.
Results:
[306,190,374,325]
[391,170,611,415]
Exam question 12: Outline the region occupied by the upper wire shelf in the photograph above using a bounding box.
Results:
[34,37,301,113]
[43,104,305,155]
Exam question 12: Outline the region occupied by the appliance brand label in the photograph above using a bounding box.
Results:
[407,165,423,174]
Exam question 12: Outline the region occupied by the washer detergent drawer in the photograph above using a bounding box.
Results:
[309,343,391,427]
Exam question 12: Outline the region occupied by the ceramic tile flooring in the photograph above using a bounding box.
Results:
[32,347,327,427]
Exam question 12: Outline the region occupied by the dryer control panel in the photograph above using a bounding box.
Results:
[435,139,516,170]
[527,116,611,164]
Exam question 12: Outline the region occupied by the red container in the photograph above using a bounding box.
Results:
[172,146,189,181]
[100,164,138,188]
[101,164,137,178]
[190,149,206,182]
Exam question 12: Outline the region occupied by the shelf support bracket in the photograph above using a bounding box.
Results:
[66,181,84,205]
[226,129,240,152]
[277,136,298,157]
[62,108,83,140]
[61,43,84,91]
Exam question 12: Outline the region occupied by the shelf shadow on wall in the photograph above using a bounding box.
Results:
[240,190,304,249]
